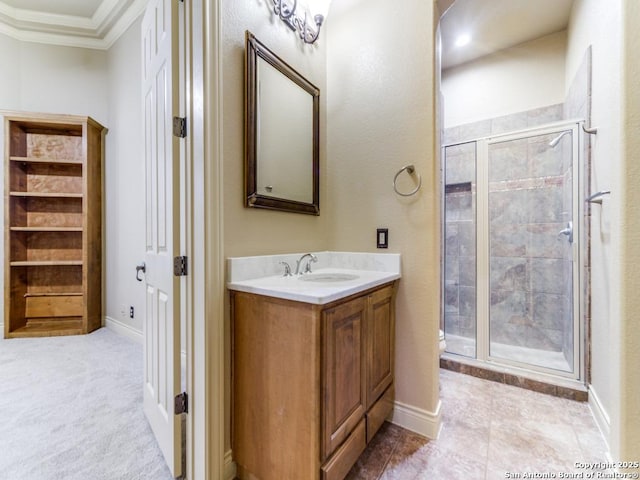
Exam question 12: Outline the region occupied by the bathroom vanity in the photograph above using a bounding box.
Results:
[228,252,400,480]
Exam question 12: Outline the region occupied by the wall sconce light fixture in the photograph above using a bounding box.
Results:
[270,0,330,44]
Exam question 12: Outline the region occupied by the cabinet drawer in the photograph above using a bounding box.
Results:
[366,384,394,443]
[321,418,366,480]
[25,295,83,318]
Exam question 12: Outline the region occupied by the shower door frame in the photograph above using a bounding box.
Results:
[444,120,585,383]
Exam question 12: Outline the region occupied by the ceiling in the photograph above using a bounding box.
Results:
[0,0,146,49]
[1,0,103,18]
[0,0,575,56]
[440,0,574,70]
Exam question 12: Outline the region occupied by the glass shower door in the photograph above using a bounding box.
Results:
[443,142,477,358]
[485,127,577,374]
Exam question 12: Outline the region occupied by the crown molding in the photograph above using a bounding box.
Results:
[0,0,147,50]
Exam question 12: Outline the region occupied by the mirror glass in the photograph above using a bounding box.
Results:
[245,31,320,215]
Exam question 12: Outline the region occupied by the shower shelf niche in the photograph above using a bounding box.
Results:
[444,181,472,194]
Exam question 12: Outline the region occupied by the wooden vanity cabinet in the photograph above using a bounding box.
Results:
[231,281,397,480]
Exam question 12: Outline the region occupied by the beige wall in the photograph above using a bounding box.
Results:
[615,0,640,466]
[220,0,330,451]
[326,0,440,423]
[566,0,622,443]
[442,31,567,128]
[221,1,329,259]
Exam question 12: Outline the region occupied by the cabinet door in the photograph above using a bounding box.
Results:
[322,296,366,459]
[365,285,395,409]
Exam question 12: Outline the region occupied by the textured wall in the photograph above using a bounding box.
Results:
[327,0,440,422]
[615,0,640,466]
[104,17,145,332]
[442,31,567,128]
[566,0,623,442]
[221,0,329,259]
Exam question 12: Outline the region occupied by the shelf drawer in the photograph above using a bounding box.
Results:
[25,295,83,318]
[321,419,366,480]
[366,384,395,443]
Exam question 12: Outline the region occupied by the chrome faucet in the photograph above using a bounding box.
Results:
[279,261,292,277]
[295,253,318,275]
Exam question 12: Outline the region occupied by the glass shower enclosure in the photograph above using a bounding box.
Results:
[443,121,582,380]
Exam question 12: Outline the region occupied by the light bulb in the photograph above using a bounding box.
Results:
[303,0,332,20]
[455,34,471,47]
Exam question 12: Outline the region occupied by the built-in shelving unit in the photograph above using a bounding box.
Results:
[3,111,106,338]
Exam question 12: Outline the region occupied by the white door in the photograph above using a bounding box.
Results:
[142,0,182,476]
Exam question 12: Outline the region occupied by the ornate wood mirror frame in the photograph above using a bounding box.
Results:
[245,31,320,215]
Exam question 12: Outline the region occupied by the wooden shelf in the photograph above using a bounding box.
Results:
[10,226,83,232]
[9,156,82,166]
[10,260,82,267]
[24,292,83,298]
[7,319,84,338]
[10,191,83,198]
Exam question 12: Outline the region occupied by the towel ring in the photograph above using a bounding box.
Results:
[393,165,422,197]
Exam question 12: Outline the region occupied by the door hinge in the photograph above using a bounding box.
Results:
[175,392,188,414]
[173,116,187,138]
[174,256,188,276]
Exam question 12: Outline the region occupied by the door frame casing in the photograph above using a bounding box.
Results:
[173,0,225,477]
[184,0,225,478]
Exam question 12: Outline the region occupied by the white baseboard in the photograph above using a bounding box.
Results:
[104,316,143,343]
[588,384,610,447]
[390,399,442,440]
[224,450,236,480]
[104,317,186,365]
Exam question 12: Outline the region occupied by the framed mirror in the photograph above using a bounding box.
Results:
[245,31,320,215]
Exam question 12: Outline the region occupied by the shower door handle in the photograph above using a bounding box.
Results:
[558,221,573,243]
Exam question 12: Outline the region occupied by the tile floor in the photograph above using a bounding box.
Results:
[347,369,609,479]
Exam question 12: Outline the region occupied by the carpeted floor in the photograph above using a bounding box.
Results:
[0,327,174,480]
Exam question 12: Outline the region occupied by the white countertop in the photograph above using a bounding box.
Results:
[226,252,401,305]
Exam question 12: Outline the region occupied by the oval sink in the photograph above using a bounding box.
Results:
[298,273,360,283]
